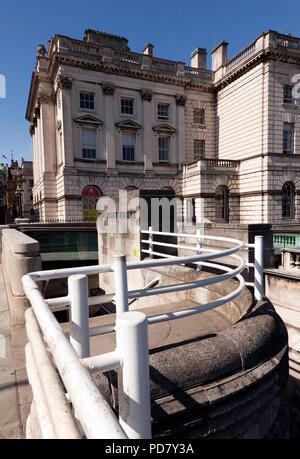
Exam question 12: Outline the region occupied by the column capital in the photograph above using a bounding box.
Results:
[57,75,72,90]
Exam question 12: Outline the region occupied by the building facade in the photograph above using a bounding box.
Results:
[5,159,33,222]
[26,29,300,225]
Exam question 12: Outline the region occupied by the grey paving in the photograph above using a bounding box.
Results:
[0,265,22,439]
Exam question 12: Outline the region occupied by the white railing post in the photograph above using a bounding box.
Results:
[196,228,202,271]
[254,235,264,301]
[68,274,90,358]
[113,254,129,315]
[116,311,151,439]
[149,226,153,258]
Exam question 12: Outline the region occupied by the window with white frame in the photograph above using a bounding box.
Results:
[158,136,170,162]
[193,108,205,124]
[80,92,95,110]
[121,98,134,115]
[157,103,170,120]
[194,139,205,159]
[283,123,294,153]
[82,128,97,159]
[122,133,136,161]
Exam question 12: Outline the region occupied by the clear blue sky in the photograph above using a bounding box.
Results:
[0,0,299,164]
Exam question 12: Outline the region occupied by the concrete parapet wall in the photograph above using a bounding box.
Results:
[94,298,289,439]
[2,229,41,325]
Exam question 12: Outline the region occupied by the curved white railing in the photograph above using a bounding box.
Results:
[22,229,264,439]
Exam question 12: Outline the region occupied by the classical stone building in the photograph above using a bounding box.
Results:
[25,29,300,224]
[5,159,33,222]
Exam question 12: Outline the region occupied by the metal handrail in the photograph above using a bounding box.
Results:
[22,228,264,439]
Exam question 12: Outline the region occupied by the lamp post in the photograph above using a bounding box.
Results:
[15,184,23,218]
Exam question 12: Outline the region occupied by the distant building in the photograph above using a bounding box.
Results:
[26,29,300,224]
[5,159,33,222]
[0,163,6,223]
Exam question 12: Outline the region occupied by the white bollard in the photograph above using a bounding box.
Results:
[196,228,202,271]
[254,235,264,301]
[113,254,129,315]
[68,274,90,358]
[116,311,151,439]
[149,226,153,258]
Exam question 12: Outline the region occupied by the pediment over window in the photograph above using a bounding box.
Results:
[152,123,176,134]
[115,119,142,131]
[73,115,103,127]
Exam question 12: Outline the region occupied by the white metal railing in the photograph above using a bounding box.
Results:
[22,229,264,439]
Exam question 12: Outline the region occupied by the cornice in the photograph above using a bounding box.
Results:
[47,52,214,92]
[215,47,300,91]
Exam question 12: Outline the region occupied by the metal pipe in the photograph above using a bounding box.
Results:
[196,228,202,271]
[81,351,121,373]
[117,311,152,439]
[254,235,264,301]
[25,308,81,439]
[149,226,153,258]
[25,343,57,439]
[113,254,129,315]
[22,274,128,439]
[68,274,90,358]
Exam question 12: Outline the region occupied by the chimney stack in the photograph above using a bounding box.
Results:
[190,48,207,69]
[143,43,154,56]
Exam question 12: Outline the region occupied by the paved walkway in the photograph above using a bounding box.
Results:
[0,265,23,439]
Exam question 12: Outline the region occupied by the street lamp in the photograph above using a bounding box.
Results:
[15,184,23,218]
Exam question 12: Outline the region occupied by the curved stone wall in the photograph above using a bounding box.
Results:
[94,264,289,439]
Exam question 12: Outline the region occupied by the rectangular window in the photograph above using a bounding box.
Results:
[194,139,205,159]
[121,98,134,115]
[193,108,205,124]
[158,136,170,162]
[283,85,293,104]
[122,133,136,161]
[157,103,170,120]
[82,128,97,159]
[80,92,95,110]
[283,123,294,153]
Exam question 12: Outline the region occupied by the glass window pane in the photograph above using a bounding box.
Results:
[283,123,294,153]
[122,133,135,161]
[121,98,134,114]
[80,92,94,110]
[158,136,169,161]
[157,103,170,119]
[193,109,205,124]
[82,129,96,146]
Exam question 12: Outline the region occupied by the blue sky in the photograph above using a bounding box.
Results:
[0,0,300,164]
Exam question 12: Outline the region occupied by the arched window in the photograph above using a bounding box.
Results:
[215,186,229,222]
[82,186,102,222]
[282,182,295,219]
[125,186,138,192]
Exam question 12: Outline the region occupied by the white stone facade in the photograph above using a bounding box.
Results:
[26,29,300,225]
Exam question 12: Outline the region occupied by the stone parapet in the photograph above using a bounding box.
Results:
[1,229,41,324]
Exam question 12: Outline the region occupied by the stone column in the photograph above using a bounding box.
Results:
[57,76,74,169]
[141,90,153,173]
[176,95,186,168]
[103,83,116,172]
[39,94,56,174]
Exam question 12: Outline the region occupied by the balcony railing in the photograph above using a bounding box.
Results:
[22,229,264,439]
[276,33,300,50]
[225,42,256,70]
[184,158,240,172]
[184,66,213,80]
[52,36,214,82]
[204,158,239,168]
